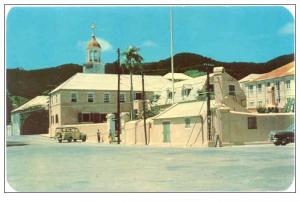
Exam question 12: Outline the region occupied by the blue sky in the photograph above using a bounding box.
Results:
[6,6,294,69]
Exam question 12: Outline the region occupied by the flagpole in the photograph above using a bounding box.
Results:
[170,8,175,104]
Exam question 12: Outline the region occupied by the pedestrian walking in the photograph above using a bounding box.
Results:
[108,129,112,144]
[97,129,101,143]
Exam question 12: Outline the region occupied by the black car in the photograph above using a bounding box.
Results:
[269,124,295,146]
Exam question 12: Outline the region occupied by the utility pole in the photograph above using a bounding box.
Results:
[170,8,175,104]
[203,63,214,141]
[116,48,121,144]
[141,70,148,145]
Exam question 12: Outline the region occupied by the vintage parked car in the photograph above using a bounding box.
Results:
[55,127,87,143]
[269,124,295,146]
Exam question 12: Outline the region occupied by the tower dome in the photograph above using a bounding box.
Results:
[87,36,101,49]
[83,24,105,74]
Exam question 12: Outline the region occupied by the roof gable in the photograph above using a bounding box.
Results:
[255,62,295,81]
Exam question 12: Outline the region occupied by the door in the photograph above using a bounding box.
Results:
[162,121,171,143]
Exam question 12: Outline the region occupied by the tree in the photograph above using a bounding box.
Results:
[122,46,144,120]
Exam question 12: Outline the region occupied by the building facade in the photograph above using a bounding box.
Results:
[48,73,171,136]
[239,62,295,112]
[121,67,294,147]
[155,67,247,112]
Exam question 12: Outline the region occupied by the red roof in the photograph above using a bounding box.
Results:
[255,62,295,81]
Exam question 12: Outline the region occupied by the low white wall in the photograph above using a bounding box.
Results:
[219,111,294,145]
[151,117,207,147]
[60,123,108,143]
[6,125,12,137]
[122,114,219,147]
[122,120,150,145]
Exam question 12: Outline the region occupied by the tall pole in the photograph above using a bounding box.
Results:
[204,63,213,141]
[142,70,148,145]
[170,8,175,104]
[117,48,121,144]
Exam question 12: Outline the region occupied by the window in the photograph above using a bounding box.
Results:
[55,94,58,103]
[185,118,191,128]
[168,91,172,99]
[81,113,90,122]
[135,92,142,100]
[71,93,77,103]
[89,50,93,62]
[286,80,291,89]
[249,85,253,93]
[87,93,94,103]
[229,85,235,96]
[257,84,262,93]
[275,81,280,90]
[182,88,191,97]
[248,117,257,129]
[257,100,263,107]
[168,91,175,99]
[94,50,98,62]
[120,93,126,103]
[276,98,281,104]
[104,93,110,103]
[266,82,271,87]
[78,112,106,123]
[55,114,59,124]
[100,114,107,122]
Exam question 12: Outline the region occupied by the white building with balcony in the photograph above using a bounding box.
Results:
[239,62,295,112]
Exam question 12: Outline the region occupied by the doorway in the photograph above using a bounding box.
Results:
[162,121,171,143]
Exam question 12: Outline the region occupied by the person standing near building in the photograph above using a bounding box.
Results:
[108,129,112,144]
[97,129,101,143]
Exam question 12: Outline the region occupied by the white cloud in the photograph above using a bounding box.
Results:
[77,37,113,52]
[140,40,158,47]
[278,22,294,35]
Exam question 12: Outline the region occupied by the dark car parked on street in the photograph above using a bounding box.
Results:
[269,124,295,146]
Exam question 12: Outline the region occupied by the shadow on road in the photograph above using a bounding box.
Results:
[7,141,28,147]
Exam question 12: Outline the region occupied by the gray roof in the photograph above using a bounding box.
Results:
[163,73,192,80]
[12,96,49,113]
[51,73,172,93]
[153,100,215,119]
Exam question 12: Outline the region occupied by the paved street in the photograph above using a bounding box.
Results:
[6,135,295,192]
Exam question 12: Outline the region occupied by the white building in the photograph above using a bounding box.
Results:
[156,68,247,112]
[121,67,294,147]
[239,62,295,112]
[48,73,171,136]
[155,74,210,106]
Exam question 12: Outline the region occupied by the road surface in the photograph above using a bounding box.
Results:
[6,135,295,192]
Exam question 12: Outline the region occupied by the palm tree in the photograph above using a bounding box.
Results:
[122,46,144,120]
